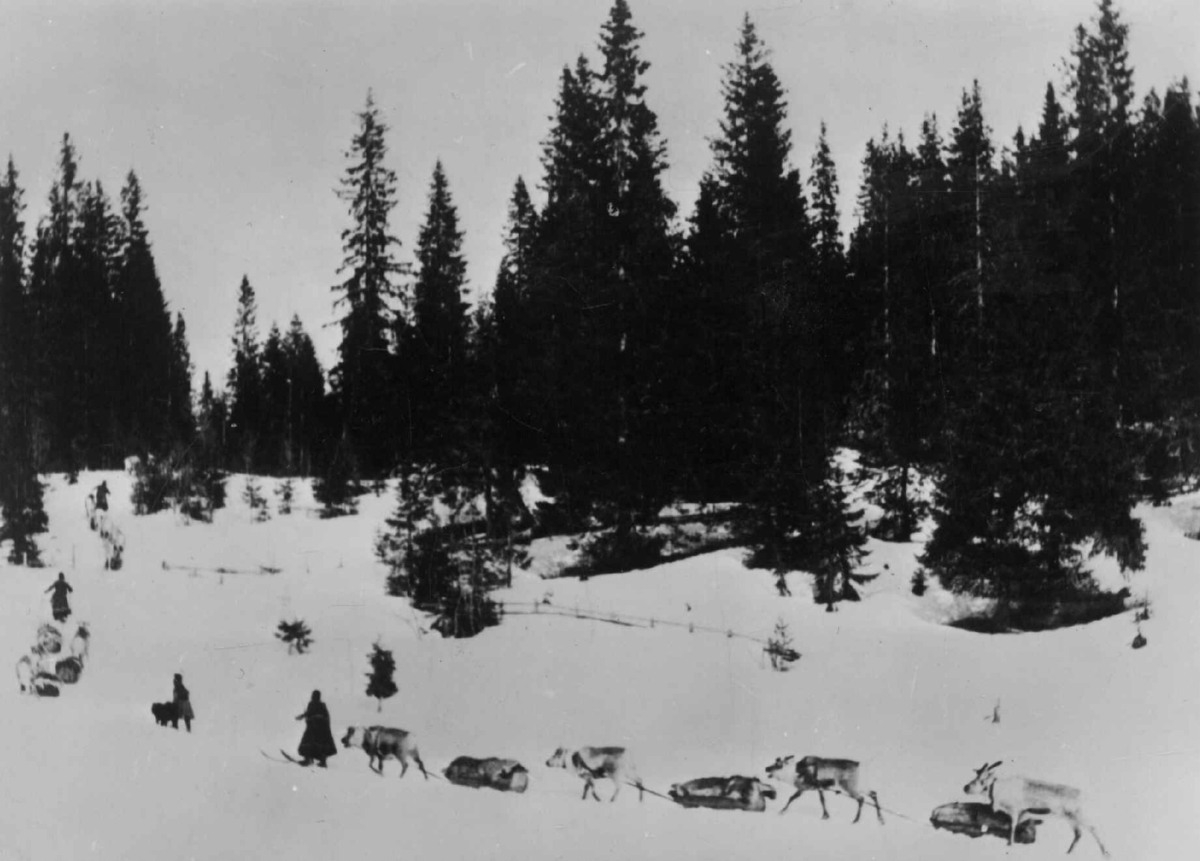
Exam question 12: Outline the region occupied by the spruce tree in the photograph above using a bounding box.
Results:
[259,322,289,474]
[490,177,541,513]
[114,170,175,457]
[28,135,83,472]
[0,156,48,563]
[332,90,407,475]
[226,275,262,469]
[283,315,325,477]
[168,313,195,447]
[409,160,470,463]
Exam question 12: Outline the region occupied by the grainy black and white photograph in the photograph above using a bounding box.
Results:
[0,0,1196,858]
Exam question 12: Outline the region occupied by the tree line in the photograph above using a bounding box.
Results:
[4,2,1197,618]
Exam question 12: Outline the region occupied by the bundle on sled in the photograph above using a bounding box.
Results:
[53,656,83,684]
[443,756,529,793]
[36,624,63,655]
[669,776,777,812]
[930,802,1038,844]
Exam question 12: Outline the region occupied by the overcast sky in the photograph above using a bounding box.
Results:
[1,0,1196,387]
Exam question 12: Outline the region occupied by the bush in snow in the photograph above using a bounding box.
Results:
[275,619,313,654]
[243,477,270,522]
[766,618,799,671]
[911,569,928,596]
[274,478,294,515]
[574,528,667,577]
[313,432,359,519]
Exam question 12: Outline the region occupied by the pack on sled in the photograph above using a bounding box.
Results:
[36,623,63,655]
[443,756,529,793]
[930,802,1039,843]
[669,776,777,812]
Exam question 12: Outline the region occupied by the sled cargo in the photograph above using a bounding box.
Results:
[443,757,529,793]
[669,776,776,812]
[930,802,1038,843]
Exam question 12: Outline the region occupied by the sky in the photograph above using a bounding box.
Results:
[1,0,1196,388]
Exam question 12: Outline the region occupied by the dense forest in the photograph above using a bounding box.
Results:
[2,1,1196,623]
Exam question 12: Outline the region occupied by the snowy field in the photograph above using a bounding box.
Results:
[1,468,1197,861]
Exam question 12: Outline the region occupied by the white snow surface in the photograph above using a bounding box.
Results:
[1,472,1197,860]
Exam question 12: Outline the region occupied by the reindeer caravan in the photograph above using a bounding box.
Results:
[16,621,90,698]
[86,481,125,570]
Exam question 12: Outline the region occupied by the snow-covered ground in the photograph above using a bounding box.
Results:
[1,470,1196,860]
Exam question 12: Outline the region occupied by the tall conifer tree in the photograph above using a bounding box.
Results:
[332,90,407,476]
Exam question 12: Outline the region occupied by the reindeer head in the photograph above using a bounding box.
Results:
[963,761,1003,796]
[546,747,570,769]
[765,755,795,779]
[341,726,362,749]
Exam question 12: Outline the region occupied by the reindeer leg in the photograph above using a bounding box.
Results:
[414,751,429,780]
[399,756,409,778]
[1088,824,1110,858]
[1066,822,1082,854]
[780,788,805,814]
[818,790,831,820]
[871,791,884,824]
[852,793,864,823]
[610,779,621,802]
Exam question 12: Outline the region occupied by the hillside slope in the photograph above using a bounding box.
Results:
[0,472,1195,860]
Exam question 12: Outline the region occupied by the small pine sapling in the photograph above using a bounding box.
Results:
[276,619,313,654]
[911,569,928,596]
[766,618,800,671]
[243,477,270,522]
[275,478,294,515]
[365,640,398,711]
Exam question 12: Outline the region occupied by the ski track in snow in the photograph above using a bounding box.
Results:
[0,468,1197,860]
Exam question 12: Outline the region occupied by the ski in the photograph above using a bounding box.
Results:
[261,749,310,767]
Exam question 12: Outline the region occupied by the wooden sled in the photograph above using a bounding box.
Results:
[930,802,1039,844]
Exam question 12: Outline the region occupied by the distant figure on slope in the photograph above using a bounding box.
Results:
[295,690,337,767]
[172,673,194,732]
[46,573,73,623]
[94,480,110,512]
[775,573,792,597]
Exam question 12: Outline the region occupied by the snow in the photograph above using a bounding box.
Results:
[1,471,1197,860]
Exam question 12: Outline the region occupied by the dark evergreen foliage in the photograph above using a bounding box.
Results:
[0,157,48,563]
[408,160,471,463]
[331,91,408,476]
[365,641,398,710]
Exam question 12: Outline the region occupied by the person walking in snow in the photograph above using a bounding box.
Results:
[294,690,337,767]
[94,480,110,512]
[46,573,73,623]
[172,673,195,732]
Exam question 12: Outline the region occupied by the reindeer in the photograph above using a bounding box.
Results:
[765,755,884,824]
[341,726,428,778]
[15,655,34,694]
[546,746,644,802]
[70,623,91,665]
[963,761,1109,856]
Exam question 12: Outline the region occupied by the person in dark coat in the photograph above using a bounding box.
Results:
[46,573,73,622]
[295,690,337,767]
[172,673,195,732]
[94,480,110,511]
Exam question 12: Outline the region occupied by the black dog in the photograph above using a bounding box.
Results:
[152,701,180,727]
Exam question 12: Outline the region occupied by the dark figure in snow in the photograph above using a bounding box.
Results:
[172,673,195,732]
[776,573,792,597]
[295,690,337,767]
[94,480,110,512]
[46,573,73,622]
